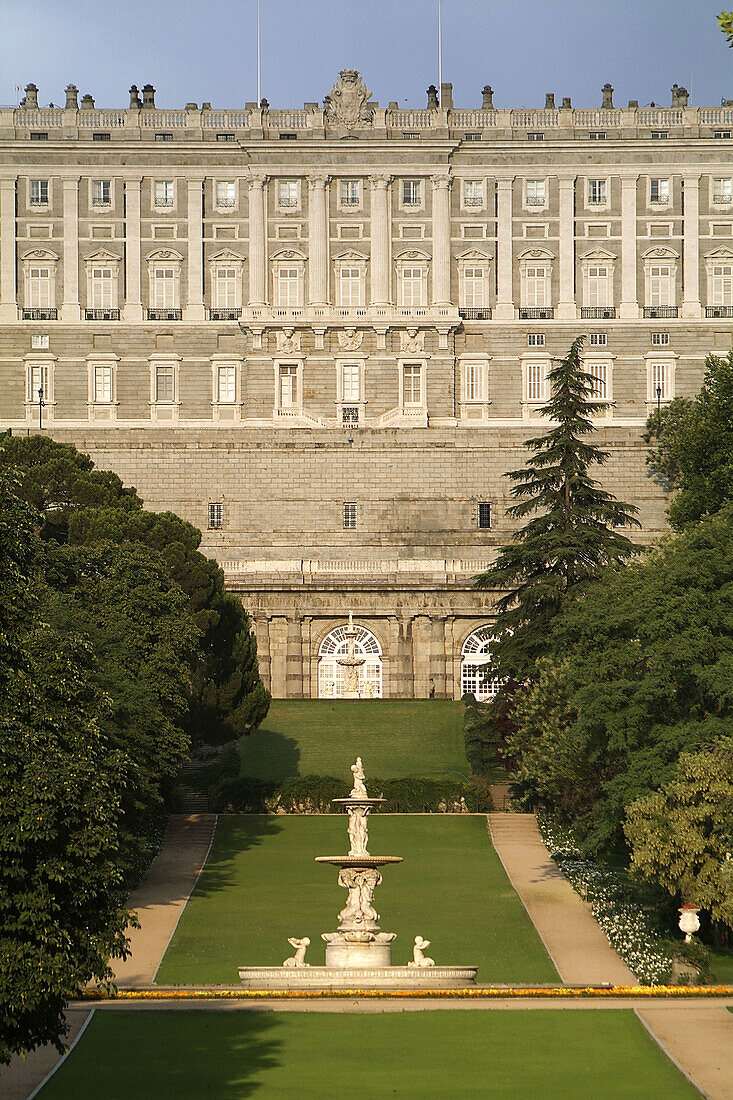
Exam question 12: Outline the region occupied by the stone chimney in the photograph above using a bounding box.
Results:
[628,100,639,108]
[81,94,95,110]
[561,96,572,109]
[440,82,453,109]
[24,83,39,109]
[64,84,78,110]
[426,84,439,109]
[142,83,156,109]
[545,93,555,109]
[482,85,494,110]
[129,85,142,108]
[671,84,689,107]
[602,83,614,108]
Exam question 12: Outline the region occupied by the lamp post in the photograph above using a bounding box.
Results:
[38,385,45,431]
[656,382,662,418]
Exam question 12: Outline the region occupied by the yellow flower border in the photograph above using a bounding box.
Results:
[80,985,733,1001]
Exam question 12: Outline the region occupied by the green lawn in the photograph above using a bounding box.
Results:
[39,1010,698,1099]
[238,699,468,781]
[156,814,558,984]
[710,947,733,984]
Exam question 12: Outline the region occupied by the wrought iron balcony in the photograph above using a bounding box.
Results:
[643,306,678,318]
[706,305,733,317]
[519,307,554,320]
[22,308,57,320]
[147,308,182,320]
[459,307,492,320]
[85,308,120,320]
[581,306,616,319]
[208,308,241,320]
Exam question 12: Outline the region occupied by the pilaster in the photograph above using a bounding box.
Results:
[557,177,577,320]
[307,174,330,305]
[431,174,452,306]
[0,178,18,322]
[61,178,80,322]
[248,173,268,306]
[682,174,702,319]
[369,175,391,306]
[184,177,205,321]
[620,175,640,319]
[494,177,515,320]
[123,177,143,321]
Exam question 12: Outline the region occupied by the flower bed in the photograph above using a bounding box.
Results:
[79,985,733,1001]
[537,814,675,985]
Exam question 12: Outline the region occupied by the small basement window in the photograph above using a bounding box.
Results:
[208,502,223,530]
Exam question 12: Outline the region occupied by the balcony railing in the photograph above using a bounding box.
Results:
[706,305,733,317]
[22,308,57,320]
[581,307,616,319]
[208,308,241,320]
[643,306,678,318]
[85,308,120,320]
[519,307,554,320]
[459,307,492,320]
[147,308,182,320]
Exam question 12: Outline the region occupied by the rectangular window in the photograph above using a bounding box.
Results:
[28,363,49,401]
[29,132,48,141]
[462,268,485,308]
[589,131,606,140]
[31,334,49,349]
[586,361,608,400]
[650,178,670,204]
[525,179,546,206]
[715,130,732,139]
[216,133,235,142]
[216,181,236,207]
[465,132,482,142]
[586,265,610,307]
[527,332,546,347]
[90,267,113,308]
[524,266,548,307]
[650,131,668,140]
[28,267,51,308]
[478,502,492,530]
[155,364,175,403]
[277,267,301,307]
[217,364,236,404]
[527,132,545,141]
[402,363,422,406]
[153,267,176,308]
[208,502,223,530]
[154,180,174,206]
[587,179,607,205]
[343,502,357,529]
[711,264,733,305]
[92,180,111,206]
[215,267,239,308]
[92,132,111,142]
[464,180,483,207]
[402,267,426,308]
[464,362,485,402]
[278,364,298,408]
[649,265,673,306]
[713,178,733,204]
[93,364,113,403]
[155,133,173,142]
[526,362,548,402]
[339,180,360,206]
[589,332,608,346]
[278,180,298,207]
[402,179,422,207]
[339,267,363,307]
[30,179,49,205]
[341,363,360,402]
[651,331,670,346]
[649,362,671,401]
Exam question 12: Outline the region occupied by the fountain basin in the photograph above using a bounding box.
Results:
[237,965,479,990]
[315,855,403,867]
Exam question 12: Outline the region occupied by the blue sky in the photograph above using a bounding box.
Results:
[0,0,730,111]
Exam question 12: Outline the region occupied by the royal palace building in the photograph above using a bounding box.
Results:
[1,73,731,697]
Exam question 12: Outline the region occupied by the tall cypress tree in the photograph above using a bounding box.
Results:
[475,336,640,681]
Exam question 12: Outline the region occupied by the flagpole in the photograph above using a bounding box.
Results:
[257,0,262,105]
[437,0,442,96]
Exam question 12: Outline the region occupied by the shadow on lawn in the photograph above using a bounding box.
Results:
[172,1012,284,1099]
[191,814,285,900]
[239,728,301,783]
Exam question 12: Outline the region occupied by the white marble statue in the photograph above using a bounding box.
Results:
[283,936,311,967]
[408,935,435,968]
[347,806,369,856]
[350,756,368,799]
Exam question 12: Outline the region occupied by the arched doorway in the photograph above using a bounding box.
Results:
[461,625,501,700]
[318,624,383,698]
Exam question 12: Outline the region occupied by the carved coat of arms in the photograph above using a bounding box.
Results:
[324,70,372,130]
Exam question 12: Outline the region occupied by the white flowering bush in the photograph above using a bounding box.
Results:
[537,814,674,985]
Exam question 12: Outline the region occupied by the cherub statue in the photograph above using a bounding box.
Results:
[283,936,311,967]
[347,807,369,857]
[408,935,435,968]
[350,756,368,798]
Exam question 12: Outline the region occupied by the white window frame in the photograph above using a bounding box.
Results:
[26,360,53,406]
[400,266,427,308]
[153,361,177,404]
[524,179,547,208]
[523,266,549,307]
[524,358,550,404]
[21,249,58,311]
[215,180,237,210]
[91,179,111,207]
[146,250,183,311]
[400,178,423,210]
[643,249,679,309]
[582,357,612,403]
[84,250,120,312]
[712,177,733,206]
[86,359,118,413]
[338,266,364,308]
[153,179,175,209]
[647,360,675,403]
[338,179,362,210]
[586,178,608,207]
[462,359,488,403]
[90,266,114,308]
[26,265,53,308]
[399,359,426,411]
[649,178,671,206]
[462,179,486,209]
[461,267,487,308]
[276,266,301,308]
[527,332,546,347]
[274,359,302,416]
[29,179,49,207]
[277,179,300,209]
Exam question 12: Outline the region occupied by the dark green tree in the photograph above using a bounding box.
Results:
[645,350,733,529]
[475,336,640,681]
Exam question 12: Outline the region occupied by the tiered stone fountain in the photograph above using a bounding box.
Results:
[238,758,477,989]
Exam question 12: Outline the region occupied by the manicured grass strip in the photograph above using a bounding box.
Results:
[238,699,469,781]
[156,815,558,985]
[711,947,733,984]
[40,1010,699,1099]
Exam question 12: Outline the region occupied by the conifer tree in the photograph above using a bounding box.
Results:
[475,336,640,681]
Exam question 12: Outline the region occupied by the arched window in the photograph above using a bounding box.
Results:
[461,626,501,700]
[318,624,382,698]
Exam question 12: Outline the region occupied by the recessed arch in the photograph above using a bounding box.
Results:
[318,622,382,698]
[461,625,501,700]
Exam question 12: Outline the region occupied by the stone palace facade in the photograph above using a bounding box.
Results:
[1,73,731,697]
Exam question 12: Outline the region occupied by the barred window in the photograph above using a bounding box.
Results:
[208,502,223,530]
[343,502,357,529]
[478,502,492,529]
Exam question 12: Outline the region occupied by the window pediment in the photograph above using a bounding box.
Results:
[394,248,431,262]
[334,248,369,263]
[642,246,679,260]
[457,248,492,262]
[580,247,617,263]
[209,248,245,262]
[270,247,307,261]
[518,247,554,261]
[83,248,120,264]
[21,248,58,262]
[704,246,733,262]
[146,248,184,263]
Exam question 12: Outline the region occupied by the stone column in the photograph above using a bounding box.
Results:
[253,617,271,692]
[369,174,391,306]
[443,617,457,700]
[620,176,639,319]
[185,177,205,321]
[557,177,577,320]
[431,174,452,306]
[682,174,702,319]
[494,177,514,320]
[61,178,80,321]
[307,173,329,305]
[268,616,289,698]
[247,172,268,306]
[300,616,312,697]
[124,177,143,321]
[0,178,18,322]
[411,615,432,698]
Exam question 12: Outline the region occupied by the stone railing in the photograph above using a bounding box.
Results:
[221,557,493,577]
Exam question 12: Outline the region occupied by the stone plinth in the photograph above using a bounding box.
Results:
[237,965,478,990]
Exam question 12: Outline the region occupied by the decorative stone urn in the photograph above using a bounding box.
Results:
[678,904,701,943]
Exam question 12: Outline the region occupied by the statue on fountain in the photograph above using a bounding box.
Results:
[336,612,365,698]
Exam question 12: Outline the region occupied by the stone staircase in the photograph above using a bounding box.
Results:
[487,811,539,844]
[177,762,211,813]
